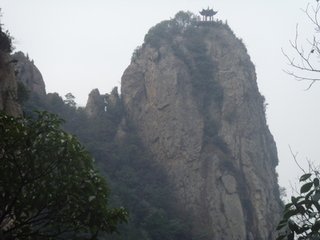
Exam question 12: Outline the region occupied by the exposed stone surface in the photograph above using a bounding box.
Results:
[85,88,105,117]
[121,21,281,239]
[0,50,22,116]
[85,87,121,118]
[13,51,46,96]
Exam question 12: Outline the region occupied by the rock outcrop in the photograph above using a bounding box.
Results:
[121,16,281,239]
[0,50,21,116]
[13,51,46,96]
[85,87,121,117]
[85,88,105,117]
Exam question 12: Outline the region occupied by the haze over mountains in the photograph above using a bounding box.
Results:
[0,11,283,239]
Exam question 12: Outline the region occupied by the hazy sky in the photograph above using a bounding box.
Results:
[1,0,319,196]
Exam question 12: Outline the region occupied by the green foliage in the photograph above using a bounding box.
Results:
[144,20,178,49]
[99,128,192,240]
[21,87,192,239]
[276,171,320,240]
[185,33,223,106]
[21,91,79,133]
[0,9,13,53]
[174,26,225,152]
[144,11,197,49]
[73,111,192,240]
[64,92,76,108]
[18,11,239,238]
[0,28,12,53]
[131,46,142,62]
[0,111,127,239]
[173,11,198,29]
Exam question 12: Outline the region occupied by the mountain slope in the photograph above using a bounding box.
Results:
[16,11,282,240]
[121,12,281,239]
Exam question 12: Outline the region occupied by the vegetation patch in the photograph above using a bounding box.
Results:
[0,111,127,239]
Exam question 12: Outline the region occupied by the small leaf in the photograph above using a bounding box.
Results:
[300,173,312,182]
[301,182,314,194]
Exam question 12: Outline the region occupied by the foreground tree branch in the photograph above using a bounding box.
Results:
[283,2,320,89]
[0,112,128,239]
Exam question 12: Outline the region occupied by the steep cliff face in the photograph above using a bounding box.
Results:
[121,15,281,239]
[13,51,46,96]
[0,50,21,116]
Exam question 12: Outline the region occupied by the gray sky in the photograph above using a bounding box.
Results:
[1,0,319,196]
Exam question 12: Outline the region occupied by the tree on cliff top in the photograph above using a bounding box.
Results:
[0,111,127,239]
[0,9,13,53]
[143,11,197,49]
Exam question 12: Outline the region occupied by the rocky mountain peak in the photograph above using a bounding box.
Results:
[13,51,46,96]
[121,13,281,239]
[85,88,105,117]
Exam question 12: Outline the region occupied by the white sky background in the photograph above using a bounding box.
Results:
[1,0,319,196]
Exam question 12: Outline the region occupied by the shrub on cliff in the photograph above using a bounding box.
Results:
[144,11,197,49]
[0,9,13,53]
